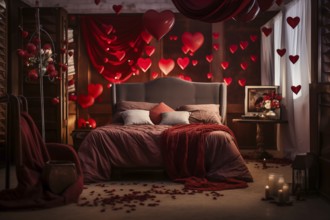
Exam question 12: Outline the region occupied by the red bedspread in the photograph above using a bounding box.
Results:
[162,124,251,190]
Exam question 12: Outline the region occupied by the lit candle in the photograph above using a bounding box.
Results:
[268,174,276,196]
[282,183,290,202]
[277,176,285,191]
[278,189,284,204]
[265,185,270,199]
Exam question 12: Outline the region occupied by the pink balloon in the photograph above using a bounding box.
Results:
[181,32,204,53]
[143,10,175,40]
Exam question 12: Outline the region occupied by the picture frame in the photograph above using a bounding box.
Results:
[244,85,279,116]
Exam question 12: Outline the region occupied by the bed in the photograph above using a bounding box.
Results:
[78,77,253,188]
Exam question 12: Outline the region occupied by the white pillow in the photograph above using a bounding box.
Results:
[160,111,190,125]
[121,110,154,125]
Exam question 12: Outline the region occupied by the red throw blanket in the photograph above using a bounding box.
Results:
[161,124,248,191]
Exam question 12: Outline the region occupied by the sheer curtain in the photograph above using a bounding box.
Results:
[260,0,311,159]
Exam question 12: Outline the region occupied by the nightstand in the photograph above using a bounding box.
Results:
[71,129,92,151]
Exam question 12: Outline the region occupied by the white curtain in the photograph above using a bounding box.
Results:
[260,0,311,159]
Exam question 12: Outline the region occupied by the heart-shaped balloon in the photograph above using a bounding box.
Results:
[223,77,232,86]
[289,55,299,64]
[182,32,204,53]
[277,48,286,57]
[143,10,175,40]
[141,31,153,44]
[238,79,246,87]
[240,62,248,70]
[145,46,155,56]
[88,118,97,128]
[177,57,190,70]
[191,60,198,66]
[181,45,190,54]
[287,16,300,29]
[240,41,249,50]
[77,94,95,108]
[291,85,301,94]
[88,84,103,98]
[158,58,175,75]
[112,4,122,14]
[212,32,219,39]
[221,61,229,70]
[229,44,238,54]
[206,72,213,79]
[206,54,213,63]
[137,58,152,72]
[262,27,272,37]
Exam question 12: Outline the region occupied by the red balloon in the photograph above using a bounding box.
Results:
[177,57,190,70]
[143,10,175,40]
[137,57,152,72]
[77,94,95,108]
[181,32,204,53]
[77,118,86,128]
[158,58,175,75]
[88,118,97,128]
[88,83,103,98]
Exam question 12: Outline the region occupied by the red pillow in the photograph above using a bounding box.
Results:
[149,102,174,124]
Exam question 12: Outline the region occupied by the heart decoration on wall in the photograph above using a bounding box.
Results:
[192,60,198,66]
[206,73,213,79]
[206,54,213,63]
[250,34,258,42]
[112,5,123,14]
[238,79,246,87]
[213,43,219,51]
[145,46,155,56]
[261,27,272,37]
[143,10,175,40]
[88,84,103,98]
[220,61,229,70]
[158,58,175,75]
[229,44,238,54]
[181,45,190,54]
[77,94,95,109]
[151,72,159,79]
[177,57,190,70]
[276,48,286,57]
[240,62,248,70]
[137,58,152,72]
[250,55,257,62]
[287,16,300,29]
[223,77,232,86]
[289,55,299,64]
[291,85,301,94]
[240,41,249,50]
[141,31,153,44]
[212,32,219,39]
[182,32,205,53]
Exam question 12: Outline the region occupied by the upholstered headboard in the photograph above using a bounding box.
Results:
[111,77,227,124]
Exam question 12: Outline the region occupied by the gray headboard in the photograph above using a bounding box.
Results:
[111,77,227,124]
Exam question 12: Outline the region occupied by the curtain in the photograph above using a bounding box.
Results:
[171,0,276,23]
[261,0,311,159]
[80,15,147,83]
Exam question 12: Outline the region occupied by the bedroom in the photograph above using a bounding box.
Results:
[0,0,329,219]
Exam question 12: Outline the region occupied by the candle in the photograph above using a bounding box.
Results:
[268,174,276,196]
[277,176,285,191]
[265,185,270,199]
[278,189,284,204]
[282,183,290,202]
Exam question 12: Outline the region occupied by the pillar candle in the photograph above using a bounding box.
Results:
[282,183,290,202]
[268,174,276,196]
[278,189,284,204]
[277,176,285,192]
[265,185,270,199]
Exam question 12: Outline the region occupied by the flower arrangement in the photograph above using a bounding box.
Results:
[255,91,282,111]
[17,38,59,81]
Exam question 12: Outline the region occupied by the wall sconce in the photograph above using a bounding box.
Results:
[292,153,315,199]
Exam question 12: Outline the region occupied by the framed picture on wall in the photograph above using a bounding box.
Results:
[244,86,279,116]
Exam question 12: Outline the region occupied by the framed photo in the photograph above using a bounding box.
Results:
[244,86,279,116]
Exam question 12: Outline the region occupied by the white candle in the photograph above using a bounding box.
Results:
[277,176,285,191]
[265,185,270,199]
[282,183,290,202]
[268,174,276,196]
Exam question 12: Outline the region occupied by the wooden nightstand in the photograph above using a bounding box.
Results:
[71,129,92,151]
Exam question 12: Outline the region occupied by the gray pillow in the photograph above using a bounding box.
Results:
[160,111,190,125]
[121,110,154,125]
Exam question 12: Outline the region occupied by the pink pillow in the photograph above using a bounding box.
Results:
[149,102,174,124]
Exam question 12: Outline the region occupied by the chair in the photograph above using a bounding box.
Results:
[0,95,83,210]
